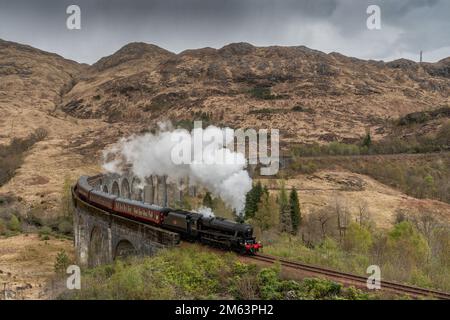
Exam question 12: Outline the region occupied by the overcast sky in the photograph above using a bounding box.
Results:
[0,0,449,64]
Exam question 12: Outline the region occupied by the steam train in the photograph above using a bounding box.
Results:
[74,176,262,254]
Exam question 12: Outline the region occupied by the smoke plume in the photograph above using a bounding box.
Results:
[102,123,252,214]
[196,207,215,218]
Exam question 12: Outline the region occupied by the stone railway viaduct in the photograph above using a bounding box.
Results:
[72,173,198,267]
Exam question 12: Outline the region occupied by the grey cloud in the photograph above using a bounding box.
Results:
[0,0,448,64]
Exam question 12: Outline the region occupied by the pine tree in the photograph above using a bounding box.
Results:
[262,185,269,196]
[8,214,21,232]
[289,188,301,235]
[254,181,263,200]
[278,182,291,233]
[235,210,244,223]
[54,249,70,274]
[244,181,263,219]
[255,193,278,231]
[202,192,213,208]
[362,130,372,149]
[244,188,255,218]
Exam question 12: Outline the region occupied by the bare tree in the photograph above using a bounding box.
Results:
[333,196,351,242]
[410,210,439,243]
[356,199,371,227]
[301,204,338,244]
[317,207,333,240]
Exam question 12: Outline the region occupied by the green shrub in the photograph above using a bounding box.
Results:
[249,86,274,100]
[299,278,342,299]
[0,218,6,235]
[257,267,284,300]
[290,160,318,174]
[8,214,21,232]
[344,286,371,300]
[248,108,281,115]
[58,220,73,235]
[39,226,52,239]
[26,205,47,226]
[343,223,372,254]
[54,250,70,274]
[410,270,433,288]
[386,221,430,270]
[292,105,315,113]
[173,119,193,130]
[257,268,349,300]
[291,142,363,157]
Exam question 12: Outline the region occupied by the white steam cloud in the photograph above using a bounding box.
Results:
[102,123,252,214]
[195,207,215,218]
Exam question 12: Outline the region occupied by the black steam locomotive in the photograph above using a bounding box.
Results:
[74,176,262,254]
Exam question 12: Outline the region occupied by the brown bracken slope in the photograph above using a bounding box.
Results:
[0,39,449,223]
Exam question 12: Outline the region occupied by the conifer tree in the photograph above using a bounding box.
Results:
[255,193,278,231]
[278,182,291,233]
[262,185,269,196]
[202,192,213,208]
[244,181,263,219]
[362,130,372,149]
[289,187,301,235]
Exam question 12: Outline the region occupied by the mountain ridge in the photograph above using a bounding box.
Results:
[58,40,450,145]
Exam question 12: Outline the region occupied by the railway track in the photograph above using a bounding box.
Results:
[251,253,450,300]
[286,151,450,161]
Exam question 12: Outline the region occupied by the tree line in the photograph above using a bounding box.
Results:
[243,181,301,235]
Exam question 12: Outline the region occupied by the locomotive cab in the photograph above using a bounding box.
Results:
[162,210,203,240]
